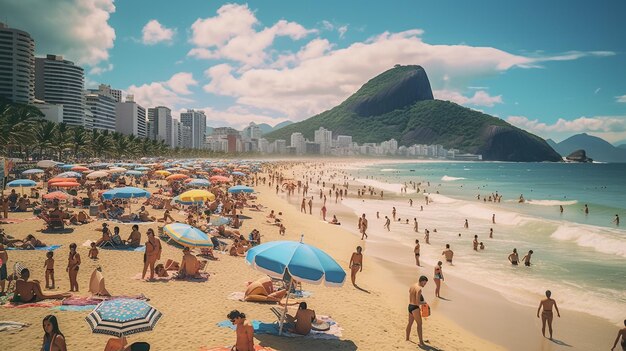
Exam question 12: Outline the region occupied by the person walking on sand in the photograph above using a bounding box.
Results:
[67,243,80,292]
[384,216,391,231]
[392,207,397,221]
[492,213,496,224]
[413,218,418,233]
[434,261,444,298]
[300,198,306,213]
[360,214,368,240]
[406,275,429,346]
[414,240,421,266]
[442,244,454,264]
[349,246,363,286]
[424,229,430,244]
[522,250,534,267]
[489,228,493,238]
[464,219,469,229]
[610,320,626,351]
[537,290,561,339]
[409,199,413,207]
[321,204,327,221]
[227,310,254,351]
[508,248,519,265]
[308,197,313,215]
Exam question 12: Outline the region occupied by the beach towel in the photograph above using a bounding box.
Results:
[2,299,62,309]
[54,294,149,311]
[227,290,311,301]
[0,321,30,332]
[216,315,342,339]
[6,245,62,251]
[0,218,24,224]
[82,240,145,252]
[131,273,173,282]
[200,346,277,351]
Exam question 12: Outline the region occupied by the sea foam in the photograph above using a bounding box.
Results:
[526,199,578,206]
[441,175,466,181]
[550,224,626,258]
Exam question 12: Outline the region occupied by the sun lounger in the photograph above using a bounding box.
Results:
[5,262,27,295]
[38,213,65,231]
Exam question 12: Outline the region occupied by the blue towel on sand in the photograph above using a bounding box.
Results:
[101,245,145,252]
[7,245,62,251]
[217,320,280,335]
[52,305,94,312]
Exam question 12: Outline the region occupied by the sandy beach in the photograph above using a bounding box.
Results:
[0,159,621,351]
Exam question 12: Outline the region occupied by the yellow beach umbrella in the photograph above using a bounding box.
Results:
[154,170,171,177]
[178,189,215,202]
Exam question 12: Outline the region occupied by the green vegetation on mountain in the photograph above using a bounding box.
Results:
[266,65,561,161]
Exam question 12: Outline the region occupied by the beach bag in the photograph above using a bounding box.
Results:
[420,303,431,318]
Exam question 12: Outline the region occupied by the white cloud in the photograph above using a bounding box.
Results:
[188,3,316,66]
[1,0,115,66]
[338,25,348,38]
[141,19,175,45]
[127,72,198,108]
[88,63,114,75]
[616,95,626,103]
[507,115,626,142]
[434,90,503,107]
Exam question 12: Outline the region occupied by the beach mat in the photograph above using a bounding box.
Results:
[82,240,145,252]
[216,315,341,339]
[6,245,62,251]
[0,321,30,333]
[2,300,62,309]
[228,290,312,301]
[39,228,74,234]
[131,272,209,282]
[200,346,277,351]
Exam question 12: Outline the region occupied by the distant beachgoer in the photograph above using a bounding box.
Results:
[464,219,469,229]
[406,275,429,346]
[360,214,368,240]
[479,242,485,250]
[492,214,495,224]
[409,199,413,207]
[329,215,341,225]
[614,214,620,226]
[489,228,493,238]
[424,229,430,244]
[227,310,254,351]
[41,315,67,351]
[414,240,420,266]
[0,244,7,295]
[88,242,99,260]
[278,223,286,236]
[392,207,396,221]
[413,218,418,233]
[44,251,55,289]
[584,204,589,214]
[384,216,391,231]
[67,243,81,292]
[321,205,327,221]
[610,320,626,351]
[349,246,363,286]
[508,249,519,265]
[522,250,534,267]
[300,198,306,213]
[434,261,444,298]
[376,211,379,219]
[442,244,454,264]
[537,290,561,339]
[473,235,479,251]
[559,205,563,214]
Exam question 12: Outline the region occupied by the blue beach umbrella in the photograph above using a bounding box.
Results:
[85,298,162,337]
[102,187,151,200]
[22,168,44,175]
[59,164,75,170]
[126,170,144,177]
[231,171,246,176]
[7,179,37,187]
[228,185,254,194]
[188,179,210,187]
[162,223,213,248]
[135,167,150,171]
[57,171,82,178]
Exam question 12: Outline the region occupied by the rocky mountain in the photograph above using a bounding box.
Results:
[565,149,593,162]
[265,65,561,162]
[551,133,626,162]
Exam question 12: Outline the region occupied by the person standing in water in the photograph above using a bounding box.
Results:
[522,250,534,266]
[584,204,589,215]
[464,219,469,229]
[614,214,620,226]
[489,228,493,238]
[414,240,421,266]
[384,216,391,231]
[406,275,429,346]
[559,205,563,214]
[434,261,444,298]
[392,207,397,221]
[349,246,363,286]
[473,235,479,251]
[492,214,496,224]
[537,290,561,339]
[442,244,454,264]
[508,248,519,265]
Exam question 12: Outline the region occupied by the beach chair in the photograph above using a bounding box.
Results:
[5,261,27,294]
[39,213,64,231]
[100,233,123,248]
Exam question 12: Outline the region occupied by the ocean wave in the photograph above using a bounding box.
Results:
[441,175,466,181]
[526,199,578,206]
[551,225,626,258]
[380,168,400,172]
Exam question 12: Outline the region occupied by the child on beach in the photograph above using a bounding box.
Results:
[278,223,286,236]
[88,242,99,260]
[44,251,55,289]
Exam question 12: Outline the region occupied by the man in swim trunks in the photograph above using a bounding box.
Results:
[13,269,70,302]
[442,244,454,264]
[522,250,534,266]
[610,319,626,351]
[406,275,429,346]
[228,310,254,351]
[537,290,560,339]
[508,248,519,265]
[414,239,421,266]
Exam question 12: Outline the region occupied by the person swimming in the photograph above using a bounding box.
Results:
[508,248,519,265]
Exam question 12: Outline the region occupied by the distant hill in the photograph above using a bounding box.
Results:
[265,65,560,162]
[257,123,273,134]
[273,120,293,131]
[546,139,559,149]
[551,133,626,162]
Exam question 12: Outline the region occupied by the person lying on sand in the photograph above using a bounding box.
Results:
[243,277,299,305]
[156,209,175,223]
[12,269,70,302]
[69,210,91,225]
[138,206,156,222]
[217,225,240,239]
[11,234,47,249]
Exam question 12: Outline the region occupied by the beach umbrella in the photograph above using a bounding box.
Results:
[135,167,150,171]
[245,236,346,334]
[22,168,44,175]
[209,175,230,183]
[178,189,215,202]
[7,179,37,187]
[57,171,82,178]
[212,167,225,173]
[231,171,246,176]
[48,177,76,185]
[108,167,127,173]
[227,185,254,194]
[162,223,214,248]
[71,165,89,172]
[102,187,151,200]
[172,195,203,206]
[154,170,171,177]
[43,191,70,201]
[85,299,162,338]
[37,160,61,168]
[188,179,211,187]
[52,181,80,188]
[59,164,75,170]
[166,174,188,182]
[86,171,110,180]
[126,170,144,177]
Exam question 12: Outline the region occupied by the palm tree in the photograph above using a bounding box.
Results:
[33,121,57,160]
[0,101,42,156]
[50,123,71,162]
[70,126,89,159]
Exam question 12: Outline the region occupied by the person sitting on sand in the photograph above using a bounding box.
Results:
[157,210,175,223]
[124,225,142,248]
[244,276,295,304]
[178,247,201,279]
[12,268,70,302]
[138,206,156,222]
[69,210,91,225]
[88,242,99,260]
[217,225,240,239]
[285,302,317,335]
[227,310,254,351]
[95,224,112,247]
[154,263,169,278]
[229,239,246,257]
[328,215,341,225]
[88,267,110,297]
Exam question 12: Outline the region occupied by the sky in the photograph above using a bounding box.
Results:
[2,0,625,143]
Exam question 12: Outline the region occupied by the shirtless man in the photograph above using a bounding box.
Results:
[349,246,363,286]
[537,290,561,339]
[13,269,70,302]
[360,214,368,240]
[614,214,620,227]
[228,310,254,351]
[384,216,391,231]
[464,219,469,229]
[442,244,454,264]
[286,302,317,335]
[522,250,534,266]
[300,198,306,213]
[413,218,418,233]
[611,320,626,351]
[157,210,175,223]
[473,235,479,251]
[138,206,156,222]
[179,247,201,278]
[414,239,421,266]
[508,248,519,265]
[406,275,429,346]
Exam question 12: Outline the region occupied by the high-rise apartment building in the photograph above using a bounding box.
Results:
[115,94,146,138]
[85,84,116,132]
[0,23,35,104]
[290,132,305,155]
[314,127,332,155]
[147,106,172,146]
[35,54,85,126]
[180,109,206,149]
[242,122,262,141]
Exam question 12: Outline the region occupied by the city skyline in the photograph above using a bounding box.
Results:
[1,0,625,144]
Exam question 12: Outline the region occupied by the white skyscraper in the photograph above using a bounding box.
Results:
[85,84,117,132]
[242,122,262,141]
[180,109,207,149]
[0,23,35,104]
[314,127,332,155]
[115,95,146,138]
[290,132,305,155]
[147,106,172,146]
[172,119,181,147]
[35,55,85,126]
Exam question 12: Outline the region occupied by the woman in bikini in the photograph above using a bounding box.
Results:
[142,229,162,280]
[434,261,444,298]
[41,315,67,351]
[67,243,80,292]
[349,246,363,287]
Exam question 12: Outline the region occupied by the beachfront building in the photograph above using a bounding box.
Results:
[115,94,146,138]
[0,23,35,104]
[172,119,181,147]
[35,54,85,126]
[242,122,262,141]
[181,125,192,148]
[258,138,269,153]
[147,106,172,146]
[33,100,63,123]
[85,84,117,132]
[180,109,207,149]
[290,132,305,155]
[271,139,286,154]
[314,127,332,155]
[110,88,122,102]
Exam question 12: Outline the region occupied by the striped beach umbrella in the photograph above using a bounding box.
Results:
[227,185,254,194]
[22,168,45,175]
[162,223,213,248]
[85,299,162,337]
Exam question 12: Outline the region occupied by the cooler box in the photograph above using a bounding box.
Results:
[89,205,99,216]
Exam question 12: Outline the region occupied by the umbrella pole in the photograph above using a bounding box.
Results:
[278,277,293,335]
